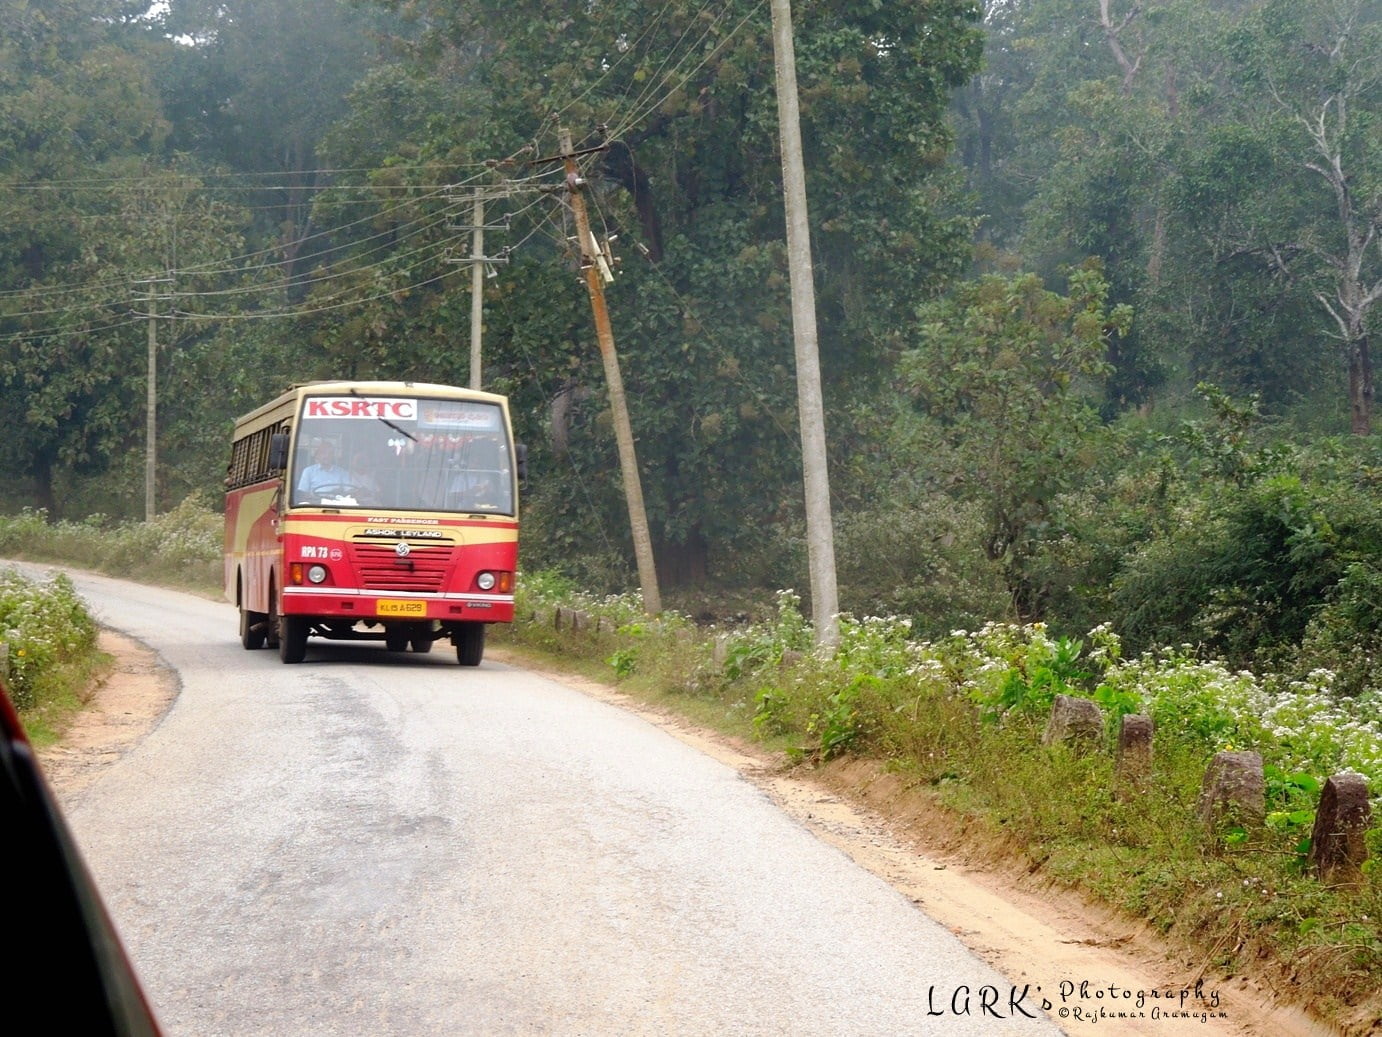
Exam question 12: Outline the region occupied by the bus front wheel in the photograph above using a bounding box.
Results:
[279,614,309,663]
[411,621,438,653]
[455,623,485,667]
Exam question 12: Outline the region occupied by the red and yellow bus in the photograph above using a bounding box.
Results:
[224,381,522,665]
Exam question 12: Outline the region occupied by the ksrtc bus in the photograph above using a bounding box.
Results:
[224,381,523,664]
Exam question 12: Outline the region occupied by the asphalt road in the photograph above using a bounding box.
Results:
[35,567,1062,1036]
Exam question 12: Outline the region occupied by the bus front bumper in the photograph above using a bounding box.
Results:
[280,586,514,623]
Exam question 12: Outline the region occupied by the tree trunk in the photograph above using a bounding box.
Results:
[1348,334,1373,435]
[32,453,57,517]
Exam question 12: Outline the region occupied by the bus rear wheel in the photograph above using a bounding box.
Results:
[279,614,309,663]
[455,622,485,666]
[240,605,267,650]
[266,581,280,649]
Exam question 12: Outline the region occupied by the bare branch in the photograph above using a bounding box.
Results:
[1097,0,1142,91]
[1313,290,1349,341]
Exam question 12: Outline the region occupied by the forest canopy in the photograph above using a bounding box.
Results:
[1,0,1379,689]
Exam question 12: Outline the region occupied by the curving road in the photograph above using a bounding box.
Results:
[33,567,1061,1036]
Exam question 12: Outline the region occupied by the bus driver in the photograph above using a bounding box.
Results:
[297,440,347,496]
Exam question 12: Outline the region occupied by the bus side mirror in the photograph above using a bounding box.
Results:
[269,433,289,472]
[515,443,529,489]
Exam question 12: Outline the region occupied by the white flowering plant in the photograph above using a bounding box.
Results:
[720,590,813,681]
[0,568,97,708]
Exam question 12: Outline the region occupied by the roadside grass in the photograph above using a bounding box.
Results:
[7,505,1379,1030]
[1,501,219,737]
[13,649,113,749]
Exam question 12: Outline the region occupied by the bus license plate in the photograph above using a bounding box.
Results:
[377,599,426,616]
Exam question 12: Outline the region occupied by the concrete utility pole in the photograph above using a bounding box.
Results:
[135,277,173,522]
[446,188,510,390]
[146,290,157,521]
[769,0,840,648]
[469,194,485,389]
[560,128,662,615]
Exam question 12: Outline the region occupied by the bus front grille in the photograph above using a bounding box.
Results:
[352,544,454,592]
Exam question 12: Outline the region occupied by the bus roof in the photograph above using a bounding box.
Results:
[231,381,510,437]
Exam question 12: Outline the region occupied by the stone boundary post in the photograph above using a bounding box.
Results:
[1309,773,1372,886]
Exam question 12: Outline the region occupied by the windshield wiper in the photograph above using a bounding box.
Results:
[349,387,417,442]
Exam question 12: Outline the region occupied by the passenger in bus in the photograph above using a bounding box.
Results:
[297,439,347,496]
[447,471,502,511]
[446,441,506,511]
[349,452,381,502]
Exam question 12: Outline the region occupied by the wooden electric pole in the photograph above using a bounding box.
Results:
[560,128,662,615]
[769,0,840,648]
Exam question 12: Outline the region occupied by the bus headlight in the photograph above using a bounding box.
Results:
[307,564,328,585]
[476,571,496,591]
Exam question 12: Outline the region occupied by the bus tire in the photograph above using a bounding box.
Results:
[455,622,485,667]
[410,622,437,653]
[279,614,309,663]
[240,605,267,650]
[384,628,409,652]
[265,580,280,649]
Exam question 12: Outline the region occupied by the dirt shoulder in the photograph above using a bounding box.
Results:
[41,631,1349,1037]
[38,628,179,799]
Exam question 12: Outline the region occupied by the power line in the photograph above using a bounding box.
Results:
[0,173,506,323]
[0,206,465,329]
[606,1,763,143]
[172,268,456,323]
[0,2,762,342]
[545,0,683,128]
[2,162,497,191]
[172,181,477,279]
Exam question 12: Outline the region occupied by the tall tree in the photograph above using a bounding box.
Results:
[0,0,166,512]
[1229,0,1382,433]
[897,263,1128,617]
[952,0,1377,420]
[320,0,985,590]
[0,2,250,515]
[156,0,396,291]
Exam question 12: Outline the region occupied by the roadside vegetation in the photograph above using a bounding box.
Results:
[0,567,104,747]
[504,575,1382,1033]
[0,499,219,743]
[0,496,222,592]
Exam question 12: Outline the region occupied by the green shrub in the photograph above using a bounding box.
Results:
[1299,561,1382,697]
[833,498,1010,639]
[0,569,98,709]
[0,495,221,591]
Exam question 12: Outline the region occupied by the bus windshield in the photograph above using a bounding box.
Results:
[289,393,515,515]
